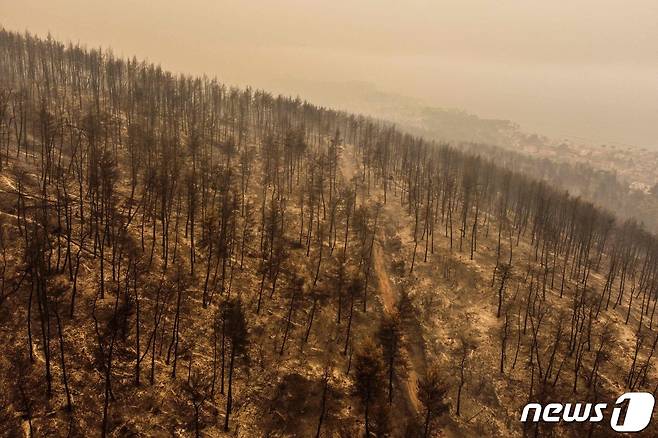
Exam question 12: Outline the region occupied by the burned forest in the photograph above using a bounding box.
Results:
[1,30,658,437]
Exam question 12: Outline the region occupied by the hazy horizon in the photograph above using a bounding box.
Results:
[2,0,657,148]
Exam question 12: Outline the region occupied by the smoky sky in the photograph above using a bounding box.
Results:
[2,0,657,148]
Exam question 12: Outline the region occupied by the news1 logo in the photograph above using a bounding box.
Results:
[520,392,655,432]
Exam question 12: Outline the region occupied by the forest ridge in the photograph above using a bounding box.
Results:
[1,29,658,437]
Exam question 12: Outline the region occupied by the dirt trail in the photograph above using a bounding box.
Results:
[373,244,395,312]
[339,144,422,415]
[372,242,422,413]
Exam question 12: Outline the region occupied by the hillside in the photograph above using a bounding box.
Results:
[1,30,658,437]
[285,80,658,235]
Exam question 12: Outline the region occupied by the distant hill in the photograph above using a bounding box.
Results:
[273,79,658,234]
[276,79,522,146]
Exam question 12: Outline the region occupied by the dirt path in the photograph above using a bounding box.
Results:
[373,244,395,312]
[338,144,423,415]
[372,241,422,412]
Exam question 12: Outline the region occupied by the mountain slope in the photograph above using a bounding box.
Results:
[1,29,658,437]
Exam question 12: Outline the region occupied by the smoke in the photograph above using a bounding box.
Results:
[2,0,657,147]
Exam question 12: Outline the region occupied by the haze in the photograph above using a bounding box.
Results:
[2,0,657,148]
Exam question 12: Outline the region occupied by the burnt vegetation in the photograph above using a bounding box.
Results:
[0,30,657,437]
